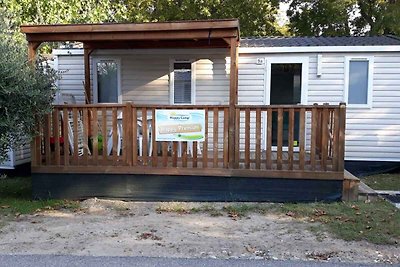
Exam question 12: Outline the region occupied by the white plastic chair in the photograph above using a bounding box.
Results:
[136,119,152,156]
[106,120,123,156]
[56,93,90,156]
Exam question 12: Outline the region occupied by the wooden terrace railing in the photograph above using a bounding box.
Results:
[31,103,346,179]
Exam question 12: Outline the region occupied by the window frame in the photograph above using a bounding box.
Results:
[344,56,374,108]
[169,59,196,105]
[92,57,122,104]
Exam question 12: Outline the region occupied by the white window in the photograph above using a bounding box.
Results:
[93,58,122,103]
[345,56,373,107]
[170,61,195,105]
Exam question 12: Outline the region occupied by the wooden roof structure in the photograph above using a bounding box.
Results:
[20,19,240,49]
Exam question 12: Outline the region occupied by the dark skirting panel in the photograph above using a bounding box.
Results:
[345,160,400,177]
[32,173,342,202]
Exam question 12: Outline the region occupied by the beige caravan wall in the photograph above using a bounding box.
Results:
[93,49,231,105]
[54,49,400,162]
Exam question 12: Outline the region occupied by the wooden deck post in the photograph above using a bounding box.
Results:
[27,42,41,64]
[337,102,346,172]
[228,37,238,169]
[83,46,93,104]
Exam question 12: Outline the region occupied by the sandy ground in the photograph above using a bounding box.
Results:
[0,199,398,264]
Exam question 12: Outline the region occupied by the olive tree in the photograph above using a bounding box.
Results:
[0,17,57,163]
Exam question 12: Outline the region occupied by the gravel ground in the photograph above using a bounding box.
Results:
[0,199,398,264]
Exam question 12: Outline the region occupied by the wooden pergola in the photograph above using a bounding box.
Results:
[21,19,240,168]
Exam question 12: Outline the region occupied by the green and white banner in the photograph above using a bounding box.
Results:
[155,109,205,142]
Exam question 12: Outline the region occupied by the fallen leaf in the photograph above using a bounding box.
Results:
[0,205,10,209]
[228,212,239,220]
[314,209,327,216]
[137,232,162,241]
[285,211,296,217]
[245,246,256,253]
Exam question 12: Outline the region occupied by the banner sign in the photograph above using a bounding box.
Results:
[155,109,205,142]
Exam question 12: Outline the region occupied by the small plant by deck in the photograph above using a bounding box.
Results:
[363,172,400,191]
[0,176,79,217]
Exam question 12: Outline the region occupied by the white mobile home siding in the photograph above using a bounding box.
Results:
[0,142,31,169]
[54,49,400,162]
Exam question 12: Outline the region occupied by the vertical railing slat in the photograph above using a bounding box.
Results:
[72,107,79,165]
[288,108,294,170]
[172,142,178,167]
[62,108,69,166]
[203,108,208,168]
[277,108,283,170]
[53,109,60,166]
[124,104,132,166]
[83,108,89,166]
[223,108,229,168]
[255,108,261,169]
[213,107,219,168]
[182,142,188,167]
[44,113,51,165]
[142,108,148,165]
[234,108,240,168]
[152,108,157,167]
[299,108,306,170]
[92,107,98,165]
[321,105,329,171]
[311,105,317,170]
[102,107,108,165]
[266,108,272,169]
[333,108,340,171]
[193,141,198,168]
[132,107,138,166]
[112,107,118,165]
[244,108,250,169]
[121,107,127,165]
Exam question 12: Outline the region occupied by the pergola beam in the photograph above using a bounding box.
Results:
[24,29,238,43]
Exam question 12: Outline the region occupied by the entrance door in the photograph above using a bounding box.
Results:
[264,58,308,149]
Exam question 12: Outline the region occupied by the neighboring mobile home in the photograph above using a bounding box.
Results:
[17,20,398,201]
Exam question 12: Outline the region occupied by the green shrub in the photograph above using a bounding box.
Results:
[0,17,57,163]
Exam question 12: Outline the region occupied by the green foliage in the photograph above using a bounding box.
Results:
[1,0,281,37]
[0,17,57,162]
[151,0,281,36]
[286,0,400,36]
[363,172,400,190]
[286,0,356,36]
[353,0,400,36]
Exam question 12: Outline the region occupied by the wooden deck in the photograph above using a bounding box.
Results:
[32,103,346,181]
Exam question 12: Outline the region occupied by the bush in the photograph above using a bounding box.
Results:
[0,20,57,163]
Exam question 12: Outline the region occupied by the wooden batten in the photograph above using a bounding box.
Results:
[83,46,93,104]
[27,41,41,64]
[228,37,238,168]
